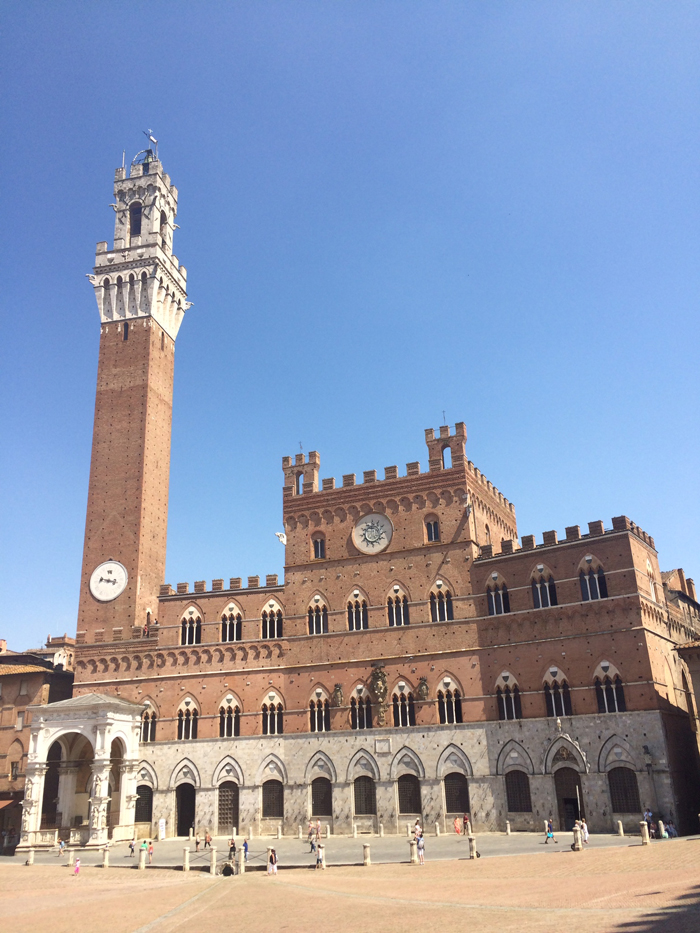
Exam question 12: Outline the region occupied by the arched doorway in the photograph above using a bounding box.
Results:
[311,777,332,817]
[176,783,196,836]
[135,785,153,825]
[554,767,585,830]
[217,782,239,834]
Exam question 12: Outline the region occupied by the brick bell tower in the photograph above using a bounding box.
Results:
[77,144,189,646]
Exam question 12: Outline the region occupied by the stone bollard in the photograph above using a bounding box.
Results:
[189,827,193,840]
[379,823,384,837]
[506,821,511,836]
[138,846,147,870]
[573,827,583,851]
[544,819,549,834]
[408,839,418,864]
[238,848,245,875]
[406,822,411,838]
[183,847,190,872]
[232,826,237,837]
[26,848,35,866]
[210,847,217,874]
[658,820,665,838]
[435,821,440,836]
[466,820,472,836]
[468,835,477,860]
[249,825,254,840]
[363,843,371,866]
[326,824,331,838]
[617,820,624,837]
[298,825,303,840]
[319,843,326,869]
[102,847,109,869]
[276,825,282,839]
[640,821,650,845]
[353,824,357,838]
[68,849,75,867]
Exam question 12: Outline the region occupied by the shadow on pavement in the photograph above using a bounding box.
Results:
[613,883,700,933]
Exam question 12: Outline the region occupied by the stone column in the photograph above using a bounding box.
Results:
[56,763,80,831]
[87,758,113,848]
[116,760,139,842]
[18,763,48,848]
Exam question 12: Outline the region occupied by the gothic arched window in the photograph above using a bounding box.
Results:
[544,680,572,717]
[430,589,454,622]
[221,612,242,643]
[309,698,331,732]
[219,704,241,737]
[307,604,329,635]
[141,712,157,743]
[595,676,626,713]
[180,614,201,646]
[531,576,558,609]
[347,599,368,631]
[392,691,416,727]
[426,519,440,542]
[487,585,510,615]
[177,708,198,740]
[262,608,283,639]
[497,685,522,721]
[350,696,373,730]
[262,703,284,735]
[387,595,410,626]
[580,567,608,601]
[437,689,463,724]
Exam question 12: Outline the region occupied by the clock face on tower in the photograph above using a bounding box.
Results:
[89,560,128,602]
[352,513,393,555]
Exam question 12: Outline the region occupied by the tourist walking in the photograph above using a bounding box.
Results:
[228,838,236,859]
[243,838,249,861]
[195,833,201,852]
[128,838,135,857]
[74,857,81,877]
[148,840,154,864]
[463,813,469,835]
[545,818,557,844]
[268,848,278,875]
[315,844,323,870]
[417,835,425,864]
[204,831,212,848]
[58,838,65,857]
[581,819,589,844]
[453,817,462,835]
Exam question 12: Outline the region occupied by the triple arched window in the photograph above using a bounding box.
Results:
[350,695,373,729]
[531,576,558,609]
[347,599,369,631]
[580,567,608,601]
[497,685,522,720]
[181,615,202,646]
[392,690,416,727]
[595,676,626,713]
[487,585,510,615]
[219,704,241,737]
[177,708,198,740]
[437,689,463,724]
[309,698,331,732]
[262,703,284,735]
[221,612,242,642]
[430,589,454,622]
[308,604,329,635]
[544,680,572,717]
[141,712,157,742]
[387,595,410,626]
[262,608,283,639]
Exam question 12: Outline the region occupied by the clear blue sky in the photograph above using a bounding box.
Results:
[1,2,698,652]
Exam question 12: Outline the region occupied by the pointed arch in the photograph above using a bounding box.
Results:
[170,758,201,788]
[212,755,245,786]
[346,749,381,782]
[436,744,473,779]
[135,760,158,789]
[390,746,425,780]
[304,750,338,784]
[496,740,534,775]
[597,735,639,773]
[544,737,588,775]
[256,753,288,785]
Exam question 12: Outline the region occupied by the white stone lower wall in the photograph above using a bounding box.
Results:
[139,711,675,837]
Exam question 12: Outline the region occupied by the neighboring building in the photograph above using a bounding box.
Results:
[18,151,700,848]
[0,640,73,849]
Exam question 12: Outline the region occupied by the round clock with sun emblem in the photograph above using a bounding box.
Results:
[352,513,394,555]
[89,560,128,602]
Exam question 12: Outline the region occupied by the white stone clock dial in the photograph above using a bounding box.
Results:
[353,513,393,555]
[89,560,128,602]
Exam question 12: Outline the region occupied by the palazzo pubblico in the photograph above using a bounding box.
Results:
[15,151,700,849]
